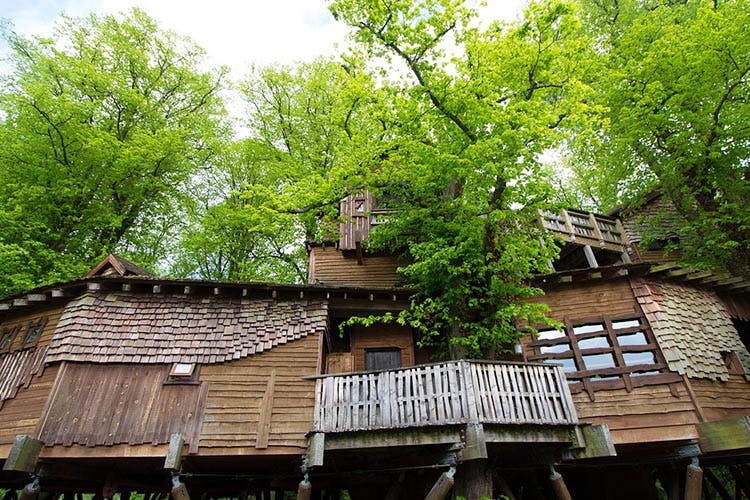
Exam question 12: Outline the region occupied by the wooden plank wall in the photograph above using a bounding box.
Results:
[527,279,701,445]
[38,363,206,450]
[308,247,402,288]
[0,365,58,448]
[526,279,641,319]
[350,324,414,371]
[572,384,699,444]
[339,192,375,251]
[690,375,750,422]
[1,304,66,351]
[199,333,319,452]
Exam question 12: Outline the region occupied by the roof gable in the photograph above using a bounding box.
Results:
[86,254,152,278]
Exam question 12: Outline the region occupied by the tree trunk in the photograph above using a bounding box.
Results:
[453,461,492,500]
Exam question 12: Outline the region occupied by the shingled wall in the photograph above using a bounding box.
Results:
[631,279,750,380]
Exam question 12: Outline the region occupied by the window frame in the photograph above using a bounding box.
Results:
[527,313,680,399]
[164,363,201,385]
[23,317,48,347]
[0,326,19,352]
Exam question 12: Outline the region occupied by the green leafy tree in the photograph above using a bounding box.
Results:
[171,59,385,283]
[0,8,228,296]
[569,0,750,275]
[326,0,599,357]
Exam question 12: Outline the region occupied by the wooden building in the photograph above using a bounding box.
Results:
[1,195,750,499]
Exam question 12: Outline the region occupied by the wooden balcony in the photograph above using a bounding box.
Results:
[540,209,629,253]
[312,360,577,433]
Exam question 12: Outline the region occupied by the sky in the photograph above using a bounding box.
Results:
[0,0,528,77]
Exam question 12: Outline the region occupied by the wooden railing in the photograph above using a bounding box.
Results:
[540,209,629,250]
[312,360,577,433]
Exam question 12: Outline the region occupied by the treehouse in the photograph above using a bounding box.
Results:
[0,192,748,499]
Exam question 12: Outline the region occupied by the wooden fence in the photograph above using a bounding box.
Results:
[312,360,577,433]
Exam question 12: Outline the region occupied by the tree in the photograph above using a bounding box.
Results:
[326,0,599,358]
[569,0,750,275]
[0,8,228,296]
[171,59,383,282]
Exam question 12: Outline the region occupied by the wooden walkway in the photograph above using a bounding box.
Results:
[312,360,578,433]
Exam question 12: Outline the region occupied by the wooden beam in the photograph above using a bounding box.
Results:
[306,433,325,468]
[164,433,184,471]
[3,435,44,473]
[425,467,456,500]
[563,424,616,460]
[704,467,733,500]
[324,427,460,451]
[461,423,487,462]
[484,425,578,445]
[650,262,681,273]
[256,370,277,449]
[698,416,750,453]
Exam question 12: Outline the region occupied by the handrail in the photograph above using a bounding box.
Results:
[312,360,578,433]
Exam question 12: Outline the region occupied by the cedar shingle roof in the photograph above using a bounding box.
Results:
[632,278,750,380]
[46,292,327,364]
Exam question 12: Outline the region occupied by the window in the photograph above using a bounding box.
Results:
[365,349,401,371]
[528,314,677,399]
[0,326,18,352]
[164,363,200,385]
[23,318,47,346]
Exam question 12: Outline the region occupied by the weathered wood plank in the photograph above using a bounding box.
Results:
[313,360,576,433]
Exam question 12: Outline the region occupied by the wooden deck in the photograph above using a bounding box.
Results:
[312,360,577,433]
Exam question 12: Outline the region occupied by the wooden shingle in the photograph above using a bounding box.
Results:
[46,293,328,365]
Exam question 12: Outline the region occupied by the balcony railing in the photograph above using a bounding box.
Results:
[312,360,577,433]
[540,209,629,251]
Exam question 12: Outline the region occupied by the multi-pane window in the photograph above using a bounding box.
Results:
[527,314,680,399]
[23,318,47,346]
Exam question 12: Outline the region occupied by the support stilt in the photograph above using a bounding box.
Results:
[424,467,455,500]
[171,474,190,500]
[683,458,703,500]
[18,479,41,500]
[297,474,312,500]
[549,466,572,500]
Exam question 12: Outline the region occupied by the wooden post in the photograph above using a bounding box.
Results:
[18,479,41,500]
[684,459,703,500]
[549,466,572,500]
[296,476,312,500]
[171,475,190,500]
[3,435,44,473]
[583,245,599,268]
[424,467,455,500]
[496,476,518,500]
[453,461,492,500]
